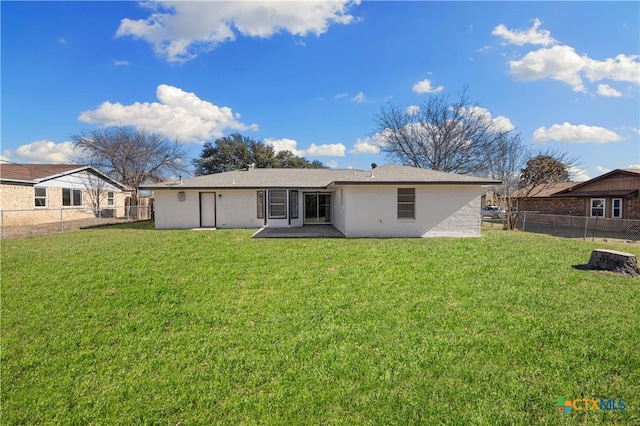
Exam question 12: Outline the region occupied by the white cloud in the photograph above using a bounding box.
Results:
[350,137,380,154]
[507,46,639,92]
[532,122,624,144]
[508,45,587,91]
[113,59,129,66]
[1,140,75,164]
[596,166,611,174]
[492,18,556,46]
[116,1,360,63]
[334,93,348,100]
[597,84,623,97]
[585,54,640,84]
[568,165,590,181]
[628,164,640,169]
[305,143,345,157]
[265,138,345,157]
[406,105,420,115]
[78,84,258,144]
[58,37,66,44]
[325,160,339,169]
[264,138,303,157]
[460,106,515,132]
[412,79,444,94]
[351,92,368,103]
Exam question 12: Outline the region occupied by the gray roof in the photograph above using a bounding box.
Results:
[142,164,500,190]
[330,164,500,185]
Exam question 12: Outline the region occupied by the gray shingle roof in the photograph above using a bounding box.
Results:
[143,164,499,190]
[331,164,500,185]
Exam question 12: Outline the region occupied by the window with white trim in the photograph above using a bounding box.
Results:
[268,190,287,219]
[34,187,47,207]
[62,188,82,207]
[612,198,622,219]
[590,198,605,217]
[397,188,415,219]
[107,191,115,206]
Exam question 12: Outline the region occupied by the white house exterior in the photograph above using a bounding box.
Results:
[143,164,499,238]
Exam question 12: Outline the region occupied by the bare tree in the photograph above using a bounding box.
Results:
[374,87,510,176]
[79,170,111,217]
[486,145,580,230]
[73,126,189,213]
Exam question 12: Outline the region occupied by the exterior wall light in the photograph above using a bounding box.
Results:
[178,191,185,202]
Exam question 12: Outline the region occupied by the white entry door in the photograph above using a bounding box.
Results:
[200,192,216,227]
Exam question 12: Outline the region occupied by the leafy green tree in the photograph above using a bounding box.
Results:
[193,133,326,175]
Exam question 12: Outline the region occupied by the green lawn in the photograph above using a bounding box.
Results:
[2,223,639,425]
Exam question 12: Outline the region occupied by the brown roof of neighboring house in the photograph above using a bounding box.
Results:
[0,163,131,190]
[512,181,579,198]
[0,164,86,182]
[553,168,640,196]
[142,164,500,190]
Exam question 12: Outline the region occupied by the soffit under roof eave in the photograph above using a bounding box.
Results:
[551,189,638,198]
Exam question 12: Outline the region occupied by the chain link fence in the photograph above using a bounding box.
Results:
[514,212,640,242]
[1,205,152,239]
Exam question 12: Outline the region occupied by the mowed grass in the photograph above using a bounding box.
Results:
[1,222,639,425]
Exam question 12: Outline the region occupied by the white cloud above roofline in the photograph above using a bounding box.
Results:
[1,140,75,164]
[265,138,346,157]
[532,122,624,144]
[78,84,258,144]
[115,1,361,63]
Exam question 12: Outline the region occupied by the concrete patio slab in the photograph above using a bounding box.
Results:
[252,225,345,238]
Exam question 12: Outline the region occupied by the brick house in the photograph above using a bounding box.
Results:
[516,169,640,219]
[0,164,131,226]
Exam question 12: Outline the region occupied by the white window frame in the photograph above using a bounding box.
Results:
[107,191,115,206]
[34,187,47,208]
[268,190,287,219]
[590,198,605,217]
[612,198,622,219]
[62,188,83,207]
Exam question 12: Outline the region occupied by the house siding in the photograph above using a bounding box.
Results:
[154,189,301,229]
[341,185,482,238]
[520,197,585,216]
[626,197,640,219]
[0,182,128,226]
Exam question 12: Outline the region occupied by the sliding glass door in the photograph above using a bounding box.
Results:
[304,192,331,224]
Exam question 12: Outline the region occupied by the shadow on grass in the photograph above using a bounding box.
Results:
[80,220,156,231]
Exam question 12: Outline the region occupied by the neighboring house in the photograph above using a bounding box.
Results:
[514,182,582,215]
[515,169,640,219]
[0,164,131,225]
[142,164,499,238]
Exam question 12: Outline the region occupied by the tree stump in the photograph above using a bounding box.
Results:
[586,249,640,277]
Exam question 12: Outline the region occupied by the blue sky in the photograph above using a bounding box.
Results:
[2,1,639,180]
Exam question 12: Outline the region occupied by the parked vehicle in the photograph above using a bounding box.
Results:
[481,206,503,219]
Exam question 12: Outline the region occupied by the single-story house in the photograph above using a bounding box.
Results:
[0,164,131,225]
[515,169,640,219]
[142,164,500,238]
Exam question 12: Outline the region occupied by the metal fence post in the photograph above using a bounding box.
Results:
[60,209,64,232]
[583,217,588,240]
[522,211,527,232]
[1,210,5,240]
